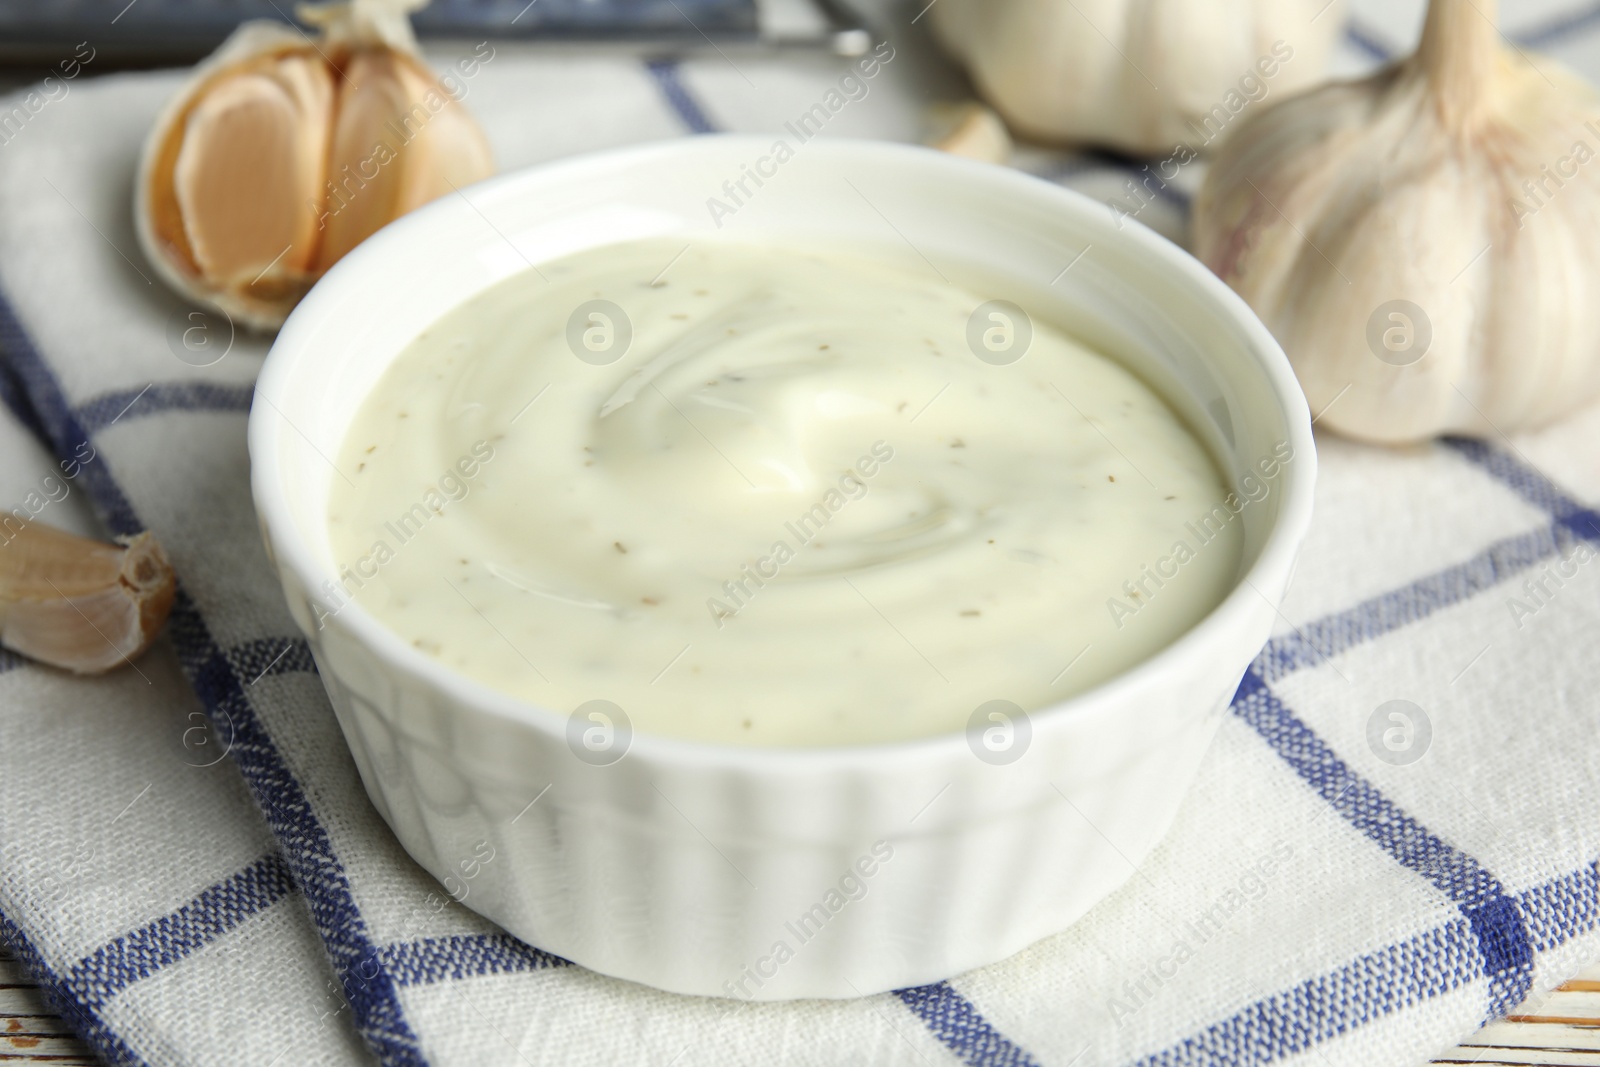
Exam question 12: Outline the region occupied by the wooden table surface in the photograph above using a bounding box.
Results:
[0,946,95,1066]
[2,944,1597,1065]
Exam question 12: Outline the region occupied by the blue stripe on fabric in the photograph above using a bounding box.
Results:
[1232,669,1535,1019]
[385,933,570,988]
[0,291,430,1067]
[1516,2,1600,48]
[1254,439,1600,682]
[166,597,427,1066]
[1253,519,1585,683]
[895,982,1045,1067]
[1342,10,1599,70]
[645,57,718,133]
[226,635,318,683]
[0,908,151,1067]
[75,382,254,434]
[1518,861,1600,955]
[66,854,293,1008]
[1133,857,1600,1067]
[1343,21,1396,62]
[0,299,141,536]
[1443,437,1600,539]
[1145,439,1599,1063]
[1133,920,1480,1067]
[0,343,50,444]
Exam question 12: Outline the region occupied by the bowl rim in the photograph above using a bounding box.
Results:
[250,134,1316,772]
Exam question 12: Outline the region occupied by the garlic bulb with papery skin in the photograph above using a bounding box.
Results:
[0,524,175,674]
[136,0,494,331]
[1194,0,1600,444]
[929,0,1342,154]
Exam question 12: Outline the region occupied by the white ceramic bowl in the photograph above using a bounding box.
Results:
[250,137,1316,1000]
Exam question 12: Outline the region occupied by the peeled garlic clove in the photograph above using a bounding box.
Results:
[1193,0,1600,444]
[0,524,176,674]
[136,1,494,331]
[926,102,1013,164]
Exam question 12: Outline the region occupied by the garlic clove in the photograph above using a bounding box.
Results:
[316,49,494,270]
[0,525,176,674]
[1193,0,1600,443]
[136,1,494,331]
[172,56,332,293]
[317,50,416,270]
[925,102,1013,164]
[138,24,320,331]
[391,63,497,209]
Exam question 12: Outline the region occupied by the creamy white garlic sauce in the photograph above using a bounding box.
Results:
[327,238,1243,746]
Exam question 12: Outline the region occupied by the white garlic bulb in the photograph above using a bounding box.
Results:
[929,0,1342,154]
[1194,0,1600,443]
[136,0,494,331]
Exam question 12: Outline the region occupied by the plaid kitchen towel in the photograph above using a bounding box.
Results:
[3,1,1600,1064]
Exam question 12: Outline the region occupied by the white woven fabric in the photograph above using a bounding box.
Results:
[2,3,1599,1065]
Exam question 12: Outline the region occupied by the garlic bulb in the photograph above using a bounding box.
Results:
[1194,0,1600,443]
[929,0,1342,154]
[137,0,494,331]
[1,524,176,674]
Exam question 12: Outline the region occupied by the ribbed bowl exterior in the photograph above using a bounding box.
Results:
[270,554,1277,999]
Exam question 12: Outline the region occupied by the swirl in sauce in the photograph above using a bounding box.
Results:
[328,238,1241,746]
